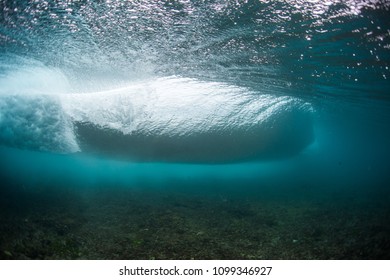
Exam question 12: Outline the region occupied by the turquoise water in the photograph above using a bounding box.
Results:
[0,0,390,259]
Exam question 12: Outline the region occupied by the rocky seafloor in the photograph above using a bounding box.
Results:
[1,183,389,260]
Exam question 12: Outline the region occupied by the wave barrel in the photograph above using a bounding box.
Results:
[61,78,314,163]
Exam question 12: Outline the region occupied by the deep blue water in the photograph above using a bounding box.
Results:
[1,0,390,259]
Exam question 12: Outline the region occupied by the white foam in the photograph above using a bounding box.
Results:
[0,65,71,96]
[61,77,308,136]
[0,95,79,153]
[0,74,313,161]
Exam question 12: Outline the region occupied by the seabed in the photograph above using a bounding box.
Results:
[1,183,389,260]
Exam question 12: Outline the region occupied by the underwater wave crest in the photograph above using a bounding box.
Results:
[0,65,313,162]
